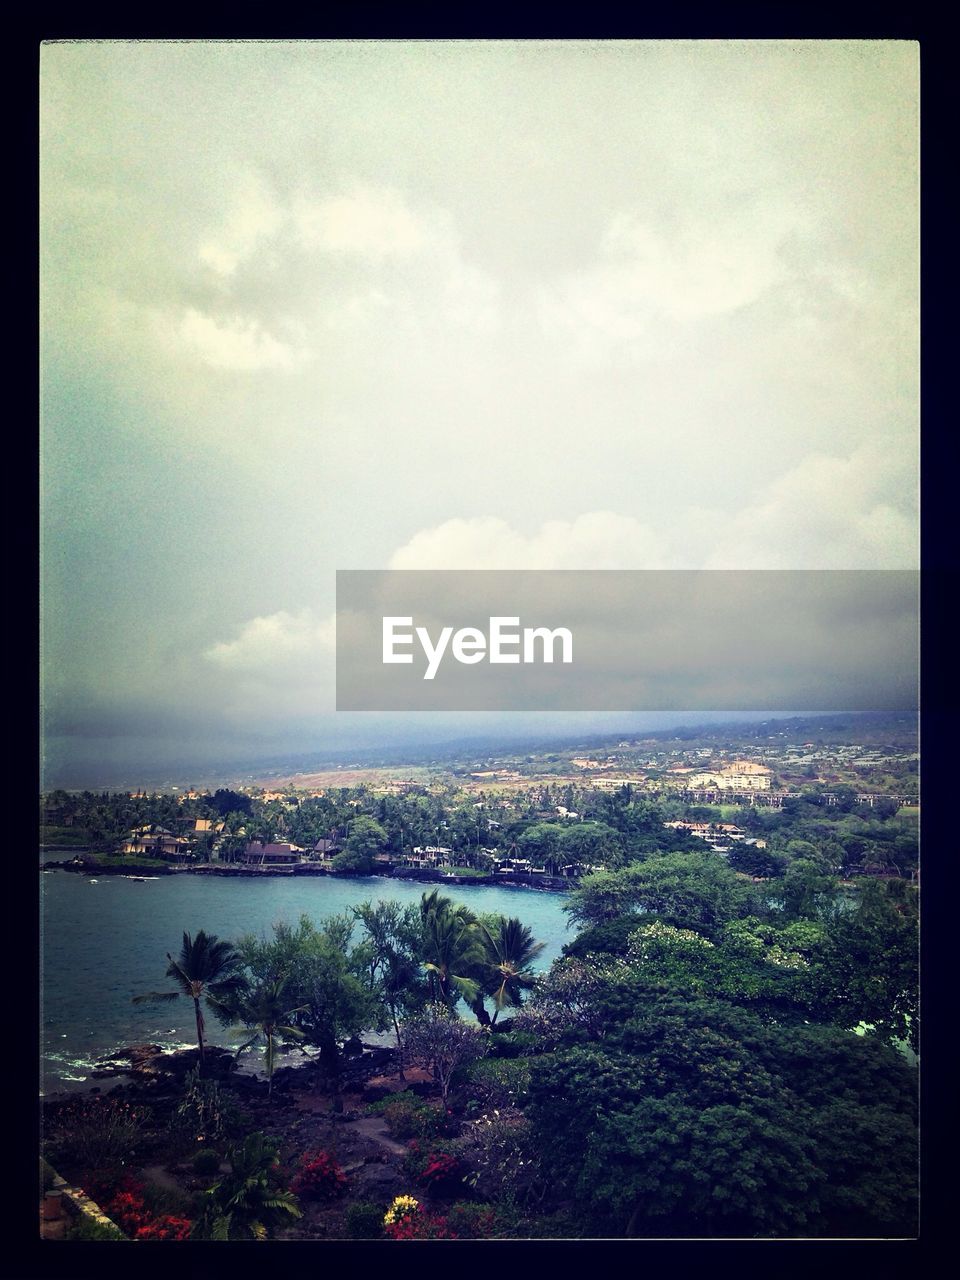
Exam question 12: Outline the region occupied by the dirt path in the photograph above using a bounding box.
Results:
[349,1116,410,1157]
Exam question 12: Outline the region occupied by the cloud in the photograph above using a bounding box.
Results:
[537,199,812,354]
[388,446,916,572]
[198,178,284,277]
[389,512,669,570]
[205,609,336,670]
[167,308,301,371]
[293,186,434,257]
[703,446,918,569]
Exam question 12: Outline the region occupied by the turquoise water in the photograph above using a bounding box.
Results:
[40,870,572,1095]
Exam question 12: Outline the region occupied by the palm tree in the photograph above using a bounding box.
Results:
[193,1132,301,1240]
[231,976,306,1096]
[476,916,546,1024]
[419,892,484,1008]
[133,930,245,1067]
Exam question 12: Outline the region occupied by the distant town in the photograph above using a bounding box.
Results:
[41,713,919,887]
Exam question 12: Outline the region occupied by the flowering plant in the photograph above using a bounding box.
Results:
[419,1152,462,1189]
[383,1195,420,1226]
[291,1150,348,1200]
[100,1175,193,1240]
[382,1197,458,1241]
[134,1214,192,1241]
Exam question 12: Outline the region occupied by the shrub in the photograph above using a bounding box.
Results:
[402,1137,464,1191]
[384,1212,458,1240]
[192,1148,222,1176]
[175,1067,234,1143]
[468,1057,532,1108]
[65,1215,126,1241]
[488,1029,540,1058]
[134,1214,192,1241]
[381,1197,458,1241]
[367,1091,446,1140]
[291,1150,348,1201]
[446,1201,497,1238]
[98,1173,194,1241]
[344,1201,384,1239]
[457,1109,543,1204]
[46,1096,148,1171]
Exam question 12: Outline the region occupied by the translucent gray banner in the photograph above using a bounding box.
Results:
[336,570,918,712]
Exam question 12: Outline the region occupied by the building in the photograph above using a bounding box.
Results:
[241,841,304,865]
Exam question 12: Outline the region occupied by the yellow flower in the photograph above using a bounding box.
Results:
[384,1195,420,1225]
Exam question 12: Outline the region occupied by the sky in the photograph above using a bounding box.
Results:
[40,40,919,786]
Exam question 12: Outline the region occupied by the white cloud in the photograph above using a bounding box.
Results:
[173,308,300,371]
[198,179,284,277]
[703,446,918,569]
[389,512,669,570]
[539,200,810,348]
[205,609,336,670]
[388,445,916,573]
[293,186,434,257]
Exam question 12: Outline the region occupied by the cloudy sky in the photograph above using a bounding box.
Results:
[40,40,919,784]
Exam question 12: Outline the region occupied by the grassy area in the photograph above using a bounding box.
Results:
[443,866,492,879]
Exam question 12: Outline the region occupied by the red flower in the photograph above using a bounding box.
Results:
[290,1150,348,1200]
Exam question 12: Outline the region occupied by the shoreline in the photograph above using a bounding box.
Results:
[41,856,573,892]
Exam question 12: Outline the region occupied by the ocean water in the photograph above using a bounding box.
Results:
[40,870,573,1095]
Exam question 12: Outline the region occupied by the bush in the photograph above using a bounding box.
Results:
[65,1215,126,1241]
[192,1148,222,1176]
[381,1197,458,1241]
[175,1067,236,1143]
[46,1096,148,1172]
[133,1214,192,1241]
[95,1173,194,1241]
[291,1150,348,1201]
[457,1110,542,1205]
[402,1138,465,1195]
[488,1029,540,1059]
[367,1091,446,1140]
[446,1201,497,1238]
[344,1201,384,1239]
[468,1057,531,1108]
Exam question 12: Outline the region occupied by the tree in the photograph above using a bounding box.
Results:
[475,916,546,1024]
[237,915,378,1109]
[565,852,756,935]
[353,900,429,1078]
[419,891,485,1008]
[401,1005,488,1104]
[193,1132,301,1240]
[525,990,917,1237]
[133,931,244,1067]
[228,976,306,1096]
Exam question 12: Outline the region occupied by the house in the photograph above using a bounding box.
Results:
[120,827,193,859]
[311,837,342,861]
[241,841,304,865]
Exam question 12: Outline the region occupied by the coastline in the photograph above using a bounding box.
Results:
[41,856,573,892]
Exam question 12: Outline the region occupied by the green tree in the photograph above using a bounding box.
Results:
[419,891,485,1008]
[133,930,244,1067]
[475,916,546,1024]
[354,900,429,1077]
[229,976,306,1096]
[565,852,755,935]
[237,915,376,1109]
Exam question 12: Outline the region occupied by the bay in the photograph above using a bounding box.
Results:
[40,870,572,1095]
